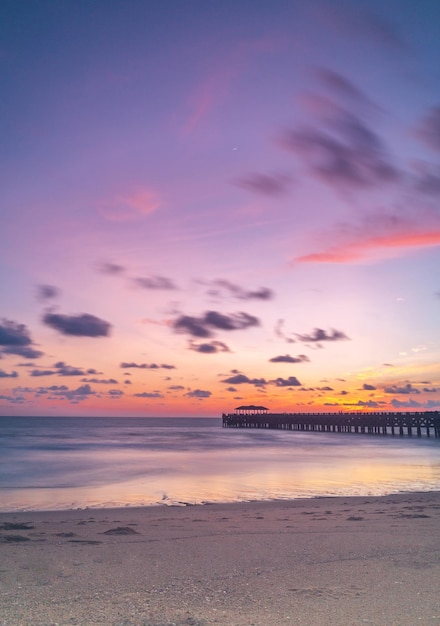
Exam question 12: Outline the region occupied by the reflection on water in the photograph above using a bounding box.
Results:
[0,416,439,511]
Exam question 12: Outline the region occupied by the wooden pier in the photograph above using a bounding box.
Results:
[222,408,440,438]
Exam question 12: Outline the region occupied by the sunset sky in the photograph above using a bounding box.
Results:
[1,0,440,417]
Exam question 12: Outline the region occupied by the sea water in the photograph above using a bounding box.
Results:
[0,416,439,512]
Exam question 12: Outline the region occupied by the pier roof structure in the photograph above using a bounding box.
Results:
[234,405,268,414]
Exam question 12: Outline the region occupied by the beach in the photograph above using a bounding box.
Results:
[1,492,440,626]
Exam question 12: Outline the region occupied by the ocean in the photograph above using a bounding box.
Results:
[1,416,439,512]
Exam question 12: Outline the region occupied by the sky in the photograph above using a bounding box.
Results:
[1,0,440,417]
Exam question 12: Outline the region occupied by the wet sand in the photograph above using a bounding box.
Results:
[1,491,440,626]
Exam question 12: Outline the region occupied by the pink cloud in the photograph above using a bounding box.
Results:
[294,221,440,264]
[182,35,282,136]
[98,188,160,222]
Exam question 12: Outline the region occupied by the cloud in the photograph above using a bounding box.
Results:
[235,172,291,196]
[384,383,420,395]
[30,362,102,377]
[390,398,422,408]
[271,376,302,387]
[221,373,267,387]
[133,391,164,398]
[281,112,399,194]
[205,280,274,301]
[3,345,44,359]
[133,276,177,290]
[30,369,57,377]
[108,389,124,397]
[294,215,440,264]
[317,2,408,51]
[0,319,43,359]
[43,312,111,337]
[37,284,60,301]
[274,319,296,344]
[0,393,26,404]
[295,328,349,343]
[0,369,18,378]
[189,341,231,354]
[362,383,376,391]
[42,384,96,402]
[417,106,440,152]
[185,389,212,398]
[82,378,118,384]
[99,188,160,221]
[0,319,34,347]
[269,354,309,363]
[98,262,126,275]
[315,68,375,109]
[173,310,260,338]
[120,362,175,370]
[413,164,440,197]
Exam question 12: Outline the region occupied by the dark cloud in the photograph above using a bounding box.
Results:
[54,361,87,376]
[391,398,422,409]
[43,312,111,337]
[221,374,267,387]
[3,345,44,359]
[362,383,376,391]
[0,319,43,359]
[108,389,124,397]
[99,262,126,275]
[281,112,399,194]
[168,385,185,391]
[133,276,177,290]
[352,399,381,408]
[133,391,163,398]
[417,107,440,152]
[204,311,259,331]
[315,68,373,107]
[189,341,231,354]
[120,362,175,370]
[0,393,25,403]
[424,387,439,393]
[295,328,349,343]
[0,369,18,378]
[173,315,211,338]
[384,383,420,395]
[318,2,408,51]
[37,284,60,301]
[29,362,100,377]
[0,319,33,347]
[235,172,291,196]
[414,165,440,196]
[185,389,212,398]
[274,319,295,344]
[269,354,309,363]
[30,369,57,377]
[82,378,118,384]
[271,376,302,387]
[173,310,260,338]
[43,384,96,402]
[206,280,274,301]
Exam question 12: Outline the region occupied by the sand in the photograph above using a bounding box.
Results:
[1,492,440,626]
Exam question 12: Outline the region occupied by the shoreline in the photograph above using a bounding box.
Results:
[0,487,439,515]
[1,490,440,625]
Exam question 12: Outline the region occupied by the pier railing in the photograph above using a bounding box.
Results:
[222,411,440,438]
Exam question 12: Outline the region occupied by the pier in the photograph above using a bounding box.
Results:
[222,406,440,438]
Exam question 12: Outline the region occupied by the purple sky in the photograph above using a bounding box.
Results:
[1,0,440,416]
